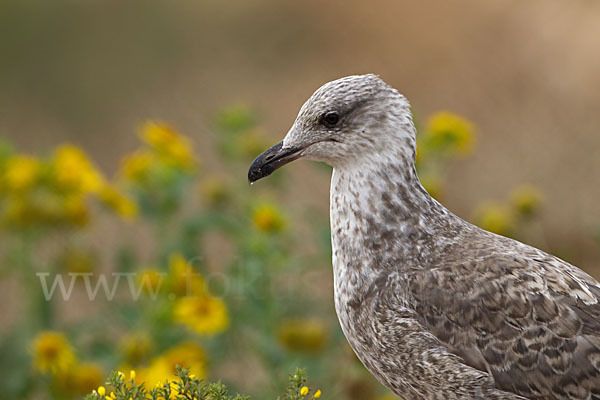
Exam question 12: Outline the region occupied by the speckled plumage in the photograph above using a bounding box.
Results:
[248,74,600,399]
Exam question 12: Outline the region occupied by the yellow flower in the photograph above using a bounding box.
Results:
[119,332,153,366]
[425,111,475,157]
[300,386,309,396]
[135,342,206,389]
[473,202,514,236]
[62,193,90,227]
[252,204,285,233]
[140,121,197,170]
[169,253,205,297]
[32,331,76,375]
[1,194,32,226]
[509,184,543,217]
[169,381,180,396]
[120,149,154,182]
[1,155,40,191]
[174,295,229,336]
[277,319,327,353]
[314,389,322,398]
[130,370,136,380]
[99,185,138,220]
[52,145,104,194]
[97,386,106,396]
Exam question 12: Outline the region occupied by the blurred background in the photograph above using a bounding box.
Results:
[1,1,599,399]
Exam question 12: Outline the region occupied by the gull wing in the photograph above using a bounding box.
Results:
[408,250,600,400]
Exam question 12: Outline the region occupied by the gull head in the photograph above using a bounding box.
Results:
[248,74,416,183]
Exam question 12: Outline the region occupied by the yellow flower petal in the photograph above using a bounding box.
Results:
[99,185,138,220]
[168,253,205,297]
[134,342,206,388]
[425,111,475,157]
[473,202,514,236]
[52,145,104,194]
[139,121,197,171]
[120,149,155,182]
[31,331,76,376]
[1,155,40,191]
[252,204,286,233]
[173,296,229,336]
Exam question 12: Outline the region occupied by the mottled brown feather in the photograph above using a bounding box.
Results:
[408,233,600,399]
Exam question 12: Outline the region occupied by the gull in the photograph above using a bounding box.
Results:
[247,74,600,399]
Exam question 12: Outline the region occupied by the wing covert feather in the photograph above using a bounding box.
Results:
[408,254,600,400]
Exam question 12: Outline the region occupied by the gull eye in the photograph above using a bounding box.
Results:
[321,111,340,128]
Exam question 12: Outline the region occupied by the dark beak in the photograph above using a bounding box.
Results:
[248,141,303,183]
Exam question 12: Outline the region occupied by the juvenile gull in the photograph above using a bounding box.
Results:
[247,74,600,399]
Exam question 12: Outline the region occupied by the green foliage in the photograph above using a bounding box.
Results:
[0,136,12,161]
[84,367,250,400]
[83,367,321,400]
[214,104,257,134]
